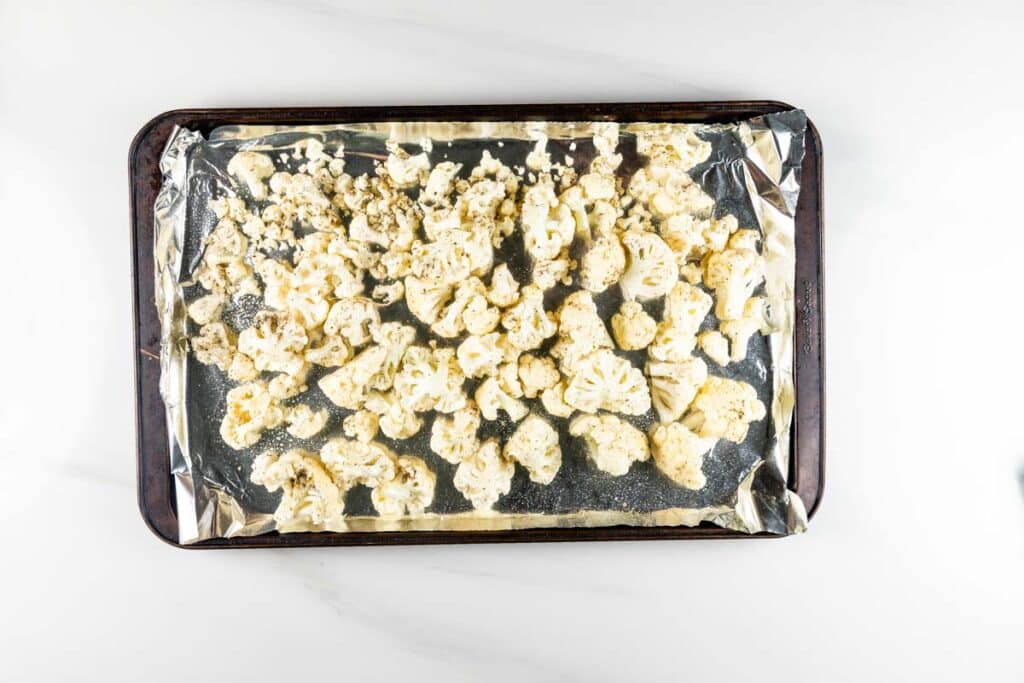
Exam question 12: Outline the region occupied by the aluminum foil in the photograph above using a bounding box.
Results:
[154,111,809,544]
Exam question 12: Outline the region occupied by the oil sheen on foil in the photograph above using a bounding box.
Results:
[153,111,809,544]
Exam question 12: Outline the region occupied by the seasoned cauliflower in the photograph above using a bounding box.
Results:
[318,345,387,409]
[579,236,625,293]
[475,376,528,422]
[432,277,497,338]
[646,357,708,423]
[563,349,651,416]
[704,240,764,321]
[649,422,715,490]
[393,346,466,413]
[343,410,379,443]
[250,449,346,530]
[227,151,275,200]
[304,334,351,368]
[187,293,224,326]
[648,282,713,363]
[611,301,657,351]
[364,390,423,440]
[372,280,404,305]
[486,263,520,308]
[267,366,310,400]
[284,403,329,439]
[430,403,481,464]
[384,141,431,188]
[454,439,515,511]
[368,322,417,391]
[521,175,574,260]
[323,297,379,348]
[619,230,679,302]
[504,414,561,485]
[237,310,308,376]
[550,291,614,376]
[371,455,436,516]
[719,297,769,362]
[698,330,731,366]
[192,321,236,372]
[456,332,504,378]
[683,376,766,443]
[517,354,560,398]
[404,276,452,326]
[569,413,650,476]
[540,381,574,418]
[227,352,258,382]
[219,381,285,450]
[501,284,557,351]
[320,437,397,488]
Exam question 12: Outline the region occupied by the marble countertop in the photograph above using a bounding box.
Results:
[1,1,1022,680]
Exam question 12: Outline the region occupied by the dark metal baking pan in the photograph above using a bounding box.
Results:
[130,101,824,548]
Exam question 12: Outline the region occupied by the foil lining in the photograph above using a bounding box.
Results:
[153,111,808,544]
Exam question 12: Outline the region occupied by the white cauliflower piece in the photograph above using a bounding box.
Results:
[683,376,766,443]
[323,297,379,348]
[475,377,528,422]
[569,413,650,476]
[227,352,258,382]
[320,437,397,488]
[343,410,379,443]
[219,382,285,450]
[704,241,765,321]
[579,237,625,293]
[394,346,466,413]
[497,361,524,398]
[432,277,497,338]
[680,261,703,285]
[719,297,769,362]
[463,291,500,335]
[419,161,461,206]
[646,357,708,423]
[563,349,651,416]
[318,345,387,409]
[430,403,481,464]
[648,282,713,362]
[192,321,236,372]
[250,449,346,530]
[187,293,224,325]
[285,403,329,439]
[371,455,436,516]
[372,280,404,305]
[531,250,574,291]
[619,230,679,302]
[304,334,351,368]
[501,284,557,351]
[368,322,417,391]
[504,414,561,485]
[517,354,560,398]
[363,390,423,439]
[454,439,515,511]
[404,276,452,326]
[649,422,715,490]
[486,263,520,308]
[456,332,504,378]
[237,310,308,376]
[227,151,275,200]
[267,366,310,400]
[698,330,731,366]
[540,381,574,418]
[384,141,431,188]
[521,175,574,261]
[550,291,614,376]
[611,301,656,351]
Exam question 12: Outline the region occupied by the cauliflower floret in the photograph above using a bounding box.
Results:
[531,250,574,291]
[304,334,351,368]
[250,449,346,530]
[540,381,574,418]
[475,376,528,422]
[719,297,769,362]
[517,354,560,398]
[486,263,520,308]
[521,175,574,260]
[323,297,379,348]
[525,135,552,172]
[683,376,766,443]
[404,276,452,326]
[419,161,461,206]
[267,365,310,400]
[368,322,417,391]
[431,277,497,338]
[192,321,236,372]
[504,414,561,485]
[550,291,614,376]
[371,455,436,516]
[501,284,557,351]
[363,390,423,439]
[463,291,500,335]
[569,413,650,476]
[187,293,224,325]
[646,357,707,423]
[343,410,379,443]
[372,280,404,305]
[320,437,397,488]
[563,349,651,416]
[649,422,715,490]
[648,282,713,362]
[393,346,466,413]
[698,330,731,366]
[318,345,387,409]
[227,151,275,200]
[579,237,626,293]
[237,310,308,376]
[680,262,703,285]
[227,352,258,382]
[704,241,765,321]
[219,382,285,450]
[619,230,679,302]
[285,403,329,439]
[430,403,481,464]
[456,332,503,378]
[497,361,524,398]
[454,439,515,511]
[384,141,431,188]
[611,301,656,351]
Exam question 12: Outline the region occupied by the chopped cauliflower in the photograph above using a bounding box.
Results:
[648,282,713,362]
[646,357,708,423]
[504,414,561,485]
[569,413,650,476]
[320,437,397,488]
[563,349,651,416]
[267,366,310,400]
[404,276,452,326]
[454,439,515,511]
[619,230,679,302]
[540,381,574,418]
[384,141,431,188]
[318,345,386,409]
[250,449,346,530]
[192,321,236,372]
[486,263,520,308]
[521,174,574,260]
[361,390,421,439]
[475,376,528,422]
[237,310,308,376]
[219,381,285,450]
[550,291,614,376]
[372,280,404,305]
[704,240,765,321]
[323,297,379,348]
[611,301,657,351]
[430,403,481,464]
[393,346,466,413]
[368,322,417,391]
[343,410,379,443]
[371,455,436,516]
[501,284,557,351]
[517,354,560,398]
[304,334,351,368]
[649,422,715,490]
[227,352,258,382]
[285,403,329,439]
[227,151,275,200]
[719,297,769,362]
[187,293,224,326]
[698,330,731,366]
[456,332,504,378]
[579,236,625,293]
[683,376,766,443]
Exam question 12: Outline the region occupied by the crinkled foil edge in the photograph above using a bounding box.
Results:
[154,114,808,544]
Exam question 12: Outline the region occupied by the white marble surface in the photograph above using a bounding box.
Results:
[1,0,1023,680]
